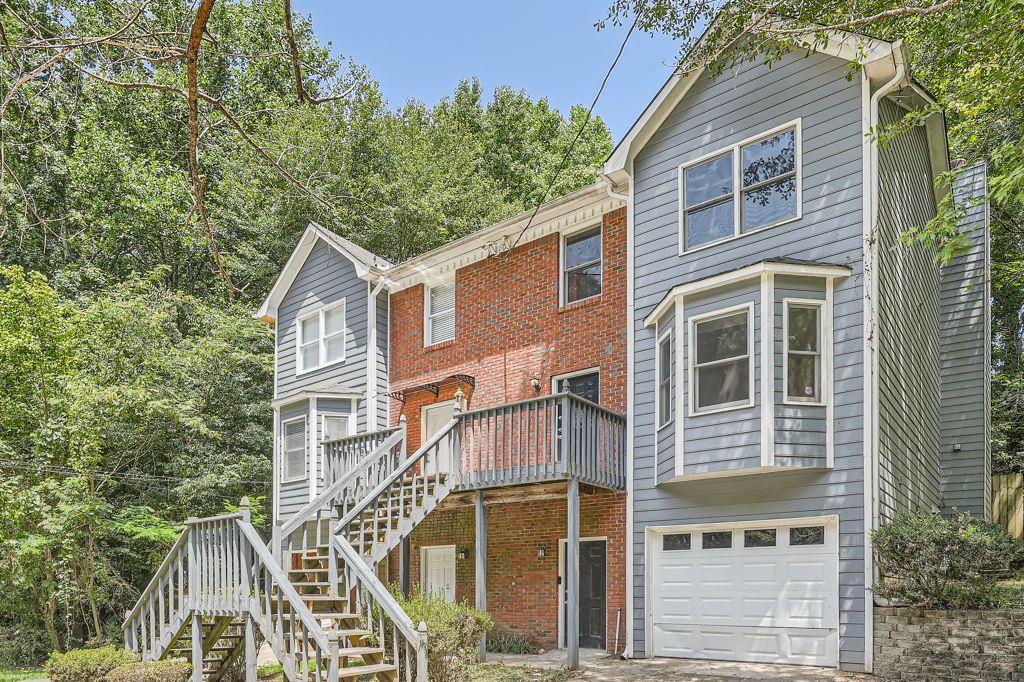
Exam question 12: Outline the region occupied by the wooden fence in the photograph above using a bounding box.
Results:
[993,473,1024,540]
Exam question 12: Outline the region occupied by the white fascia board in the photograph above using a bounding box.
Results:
[604,26,897,181]
[642,261,852,327]
[257,223,387,325]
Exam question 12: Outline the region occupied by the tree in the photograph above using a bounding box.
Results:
[602,0,1024,472]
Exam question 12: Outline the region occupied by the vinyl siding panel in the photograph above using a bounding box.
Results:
[939,163,990,516]
[630,49,867,668]
[875,98,942,522]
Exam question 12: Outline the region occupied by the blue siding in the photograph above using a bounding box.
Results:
[630,49,867,668]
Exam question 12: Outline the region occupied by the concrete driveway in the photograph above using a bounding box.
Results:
[489,650,874,681]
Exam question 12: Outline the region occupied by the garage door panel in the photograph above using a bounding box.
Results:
[650,520,839,667]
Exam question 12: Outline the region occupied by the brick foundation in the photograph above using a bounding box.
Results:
[388,488,627,653]
[874,607,1024,681]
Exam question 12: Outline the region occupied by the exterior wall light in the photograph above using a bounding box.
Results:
[537,545,547,558]
[457,548,468,560]
[530,376,542,392]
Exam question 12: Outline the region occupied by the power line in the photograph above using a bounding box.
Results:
[496,12,641,257]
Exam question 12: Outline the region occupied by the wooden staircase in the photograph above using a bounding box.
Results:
[123,414,461,681]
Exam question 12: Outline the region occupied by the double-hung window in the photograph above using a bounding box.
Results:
[657,330,673,427]
[562,227,602,304]
[282,417,307,482]
[680,122,800,252]
[425,280,455,346]
[296,301,346,372]
[322,414,350,443]
[784,300,824,404]
[690,305,753,413]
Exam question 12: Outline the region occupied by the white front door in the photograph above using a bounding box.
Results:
[421,401,456,473]
[649,518,839,667]
[421,546,456,603]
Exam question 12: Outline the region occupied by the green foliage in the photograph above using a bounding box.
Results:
[395,589,493,682]
[105,659,191,682]
[44,646,137,682]
[486,631,539,655]
[871,510,1024,609]
[468,664,575,682]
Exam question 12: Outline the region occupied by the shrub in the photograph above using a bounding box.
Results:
[395,589,493,682]
[485,631,538,655]
[0,624,52,667]
[45,646,138,682]
[105,659,191,682]
[872,509,1024,609]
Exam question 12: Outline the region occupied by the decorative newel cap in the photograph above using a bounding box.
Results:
[418,620,428,634]
[454,388,465,414]
[399,414,408,426]
[239,496,250,508]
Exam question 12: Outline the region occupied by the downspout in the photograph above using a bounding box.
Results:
[862,46,905,674]
[367,278,387,432]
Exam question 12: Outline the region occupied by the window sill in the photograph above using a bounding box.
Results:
[295,356,346,377]
[280,476,308,485]
[688,400,755,418]
[656,419,674,432]
[424,339,456,352]
[558,295,602,313]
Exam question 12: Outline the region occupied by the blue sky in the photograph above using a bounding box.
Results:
[292,1,682,141]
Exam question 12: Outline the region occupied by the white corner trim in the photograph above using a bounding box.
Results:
[825,280,835,468]
[760,273,775,466]
[623,161,636,658]
[309,397,318,502]
[673,301,686,477]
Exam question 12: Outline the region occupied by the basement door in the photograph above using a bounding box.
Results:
[421,545,456,603]
[649,518,839,667]
[559,538,607,650]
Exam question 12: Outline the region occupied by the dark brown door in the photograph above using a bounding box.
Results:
[578,540,606,649]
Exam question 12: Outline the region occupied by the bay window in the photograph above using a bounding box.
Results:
[784,300,824,404]
[690,305,753,413]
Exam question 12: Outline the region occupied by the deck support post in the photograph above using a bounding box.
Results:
[399,536,411,598]
[475,489,488,662]
[191,613,204,682]
[566,478,580,669]
[244,614,257,682]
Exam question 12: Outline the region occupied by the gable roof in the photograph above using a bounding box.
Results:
[256,222,392,325]
[602,27,904,185]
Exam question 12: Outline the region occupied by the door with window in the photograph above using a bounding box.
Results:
[553,371,600,460]
[421,400,457,474]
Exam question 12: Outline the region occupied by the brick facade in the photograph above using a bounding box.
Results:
[874,607,1024,681]
[386,206,628,652]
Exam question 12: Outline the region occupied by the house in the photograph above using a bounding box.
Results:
[122,25,989,682]
[604,32,990,673]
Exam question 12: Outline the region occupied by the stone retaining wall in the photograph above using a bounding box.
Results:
[874,607,1024,681]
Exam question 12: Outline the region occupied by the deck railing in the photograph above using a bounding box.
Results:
[456,392,626,491]
[321,425,402,488]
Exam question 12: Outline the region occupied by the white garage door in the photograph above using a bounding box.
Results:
[650,518,839,667]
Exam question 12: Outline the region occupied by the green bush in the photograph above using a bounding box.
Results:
[105,659,191,682]
[872,509,1024,609]
[485,631,538,655]
[0,624,52,667]
[395,589,493,682]
[45,646,138,682]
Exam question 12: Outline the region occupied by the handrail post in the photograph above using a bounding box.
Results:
[559,395,570,475]
[327,505,340,595]
[186,518,198,612]
[416,620,429,682]
[328,631,340,682]
[452,390,464,484]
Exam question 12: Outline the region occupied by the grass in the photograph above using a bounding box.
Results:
[0,670,47,682]
[258,663,284,680]
[468,663,578,682]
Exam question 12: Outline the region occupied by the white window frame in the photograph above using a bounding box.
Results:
[782,297,828,406]
[424,280,456,347]
[560,224,603,306]
[687,302,756,416]
[295,299,346,375]
[678,119,802,255]
[656,327,673,430]
[321,414,351,443]
[551,366,601,401]
[280,415,308,483]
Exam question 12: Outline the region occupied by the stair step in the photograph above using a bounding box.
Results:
[339,663,398,679]
[336,646,384,657]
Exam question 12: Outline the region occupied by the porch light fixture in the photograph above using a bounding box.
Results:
[530,375,542,392]
[537,545,547,558]
[457,548,468,560]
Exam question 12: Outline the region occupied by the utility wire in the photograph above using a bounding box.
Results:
[502,12,641,255]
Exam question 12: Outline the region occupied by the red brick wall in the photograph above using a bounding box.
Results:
[386,206,628,653]
[392,489,627,653]
[389,206,627,451]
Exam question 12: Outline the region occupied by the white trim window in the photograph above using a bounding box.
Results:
[425,280,455,346]
[783,299,826,404]
[281,416,307,482]
[679,120,801,253]
[296,300,346,373]
[656,329,673,428]
[562,226,603,304]
[689,304,754,414]
[321,414,350,443]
